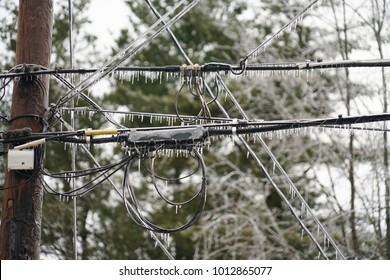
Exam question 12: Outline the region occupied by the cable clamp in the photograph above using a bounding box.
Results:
[232,118,238,137]
[297,59,311,69]
[180,63,202,83]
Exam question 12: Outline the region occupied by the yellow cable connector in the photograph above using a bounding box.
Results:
[84,129,119,136]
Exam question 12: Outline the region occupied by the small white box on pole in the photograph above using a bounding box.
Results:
[8,149,34,170]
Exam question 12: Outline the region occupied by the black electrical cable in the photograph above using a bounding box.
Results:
[148,148,204,206]
[175,75,219,124]
[3,112,390,147]
[122,147,207,233]
[41,155,132,198]
[0,115,9,123]
[0,77,12,102]
[175,82,204,124]
[2,59,390,81]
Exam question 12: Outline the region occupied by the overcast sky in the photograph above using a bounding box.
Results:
[85,0,130,55]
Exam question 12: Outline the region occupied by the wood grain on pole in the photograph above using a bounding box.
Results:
[0,0,53,260]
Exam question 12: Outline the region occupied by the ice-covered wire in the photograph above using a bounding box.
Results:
[241,0,320,64]
[3,112,390,148]
[60,107,230,124]
[122,147,207,233]
[175,83,203,124]
[148,148,203,206]
[2,59,390,80]
[52,72,126,129]
[175,75,218,124]
[68,0,78,260]
[55,0,200,108]
[144,0,192,65]
[41,155,132,198]
[0,77,12,102]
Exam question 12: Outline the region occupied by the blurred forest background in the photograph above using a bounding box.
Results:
[1,0,390,259]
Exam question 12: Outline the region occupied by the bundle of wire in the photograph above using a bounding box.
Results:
[40,154,135,199]
[122,146,207,233]
[25,143,208,234]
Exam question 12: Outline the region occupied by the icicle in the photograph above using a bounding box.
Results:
[131,72,135,84]
[301,228,304,240]
[246,151,250,158]
[137,71,141,82]
[175,205,179,214]
[88,111,94,121]
[272,161,276,174]
[323,235,327,250]
[138,158,141,174]
[166,233,170,247]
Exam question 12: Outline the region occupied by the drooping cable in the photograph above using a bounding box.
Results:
[148,148,203,206]
[122,146,207,234]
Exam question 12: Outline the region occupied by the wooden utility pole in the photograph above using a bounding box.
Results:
[0,0,53,259]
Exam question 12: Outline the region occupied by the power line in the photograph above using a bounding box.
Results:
[2,58,390,79]
[3,112,389,148]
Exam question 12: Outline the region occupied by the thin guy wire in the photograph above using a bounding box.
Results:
[242,0,320,62]
[68,0,78,260]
